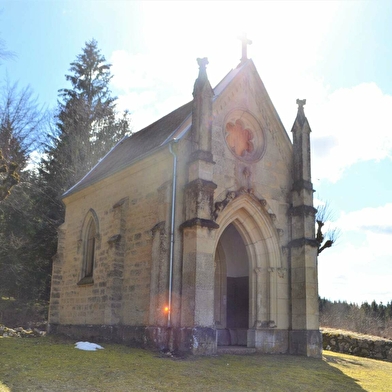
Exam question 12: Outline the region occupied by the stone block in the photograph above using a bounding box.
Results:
[289,330,322,358]
[248,329,288,353]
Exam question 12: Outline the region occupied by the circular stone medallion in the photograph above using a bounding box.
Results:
[223,109,265,163]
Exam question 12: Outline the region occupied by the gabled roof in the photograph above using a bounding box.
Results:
[64,100,193,197]
[64,59,285,198]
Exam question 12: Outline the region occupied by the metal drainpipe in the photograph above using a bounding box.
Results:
[168,140,178,327]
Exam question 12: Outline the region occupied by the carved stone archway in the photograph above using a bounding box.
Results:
[213,193,282,347]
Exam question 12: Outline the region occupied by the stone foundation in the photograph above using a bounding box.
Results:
[217,328,248,346]
[248,329,289,353]
[289,329,322,358]
[49,324,323,357]
[48,324,216,355]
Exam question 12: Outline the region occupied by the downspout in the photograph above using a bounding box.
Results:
[168,139,178,327]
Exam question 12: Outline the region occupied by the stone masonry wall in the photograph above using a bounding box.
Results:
[323,330,392,362]
[49,149,174,328]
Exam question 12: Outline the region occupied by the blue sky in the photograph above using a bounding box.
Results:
[1,1,391,304]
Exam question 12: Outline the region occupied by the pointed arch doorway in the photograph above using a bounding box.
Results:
[215,223,249,346]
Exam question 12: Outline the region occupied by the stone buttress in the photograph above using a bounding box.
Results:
[289,99,322,357]
[179,58,219,354]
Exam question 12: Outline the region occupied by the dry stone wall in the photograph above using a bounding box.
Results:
[0,325,46,338]
[323,330,392,362]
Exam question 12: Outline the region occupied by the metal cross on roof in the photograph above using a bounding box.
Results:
[238,33,252,63]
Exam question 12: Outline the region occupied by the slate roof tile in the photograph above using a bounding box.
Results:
[64,100,193,197]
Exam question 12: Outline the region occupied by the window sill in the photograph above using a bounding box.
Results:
[77,276,94,286]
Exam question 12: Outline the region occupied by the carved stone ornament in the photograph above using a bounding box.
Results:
[253,320,277,329]
[223,109,266,163]
[226,119,254,157]
[214,187,258,220]
[213,191,236,220]
[253,267,263,275]
[277,268,287,278]
[243,166,251,179]
[213,187,271,220]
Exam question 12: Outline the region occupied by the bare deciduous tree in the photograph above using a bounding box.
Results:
[0,79,46,201]
[316,201,340,255]
[0,37,16,65]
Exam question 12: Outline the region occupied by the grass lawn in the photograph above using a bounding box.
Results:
[1,337,391,391]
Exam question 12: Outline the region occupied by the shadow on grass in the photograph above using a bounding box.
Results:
[324,353,365,367]
[317,357,366,392]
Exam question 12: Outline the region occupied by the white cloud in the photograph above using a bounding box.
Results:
[111,51,157,90]
[319,204,392,303]
[338,204,392,260]
[338,203,392,236]
[267,76,392,183]
[310,83,392,182]
[110,50,194,131]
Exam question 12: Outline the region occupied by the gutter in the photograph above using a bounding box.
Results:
[167,139,178,327]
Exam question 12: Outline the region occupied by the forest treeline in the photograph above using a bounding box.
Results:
[320,297,392,339]
[0,38,131,302]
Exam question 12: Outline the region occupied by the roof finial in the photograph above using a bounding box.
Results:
[296,99,307,125]
[238,33,252,63]
[296,99,306,113]
[193,57,212,97]
[197,57,209,73]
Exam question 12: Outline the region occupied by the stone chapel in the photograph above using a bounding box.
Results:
[48,41,322,357]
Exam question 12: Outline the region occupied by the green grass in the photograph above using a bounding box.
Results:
[1,337,391,391]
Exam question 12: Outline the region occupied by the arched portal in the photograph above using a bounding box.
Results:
[213,194,282,347]
[215,223,249,345]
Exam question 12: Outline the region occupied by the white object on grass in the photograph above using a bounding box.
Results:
[75,341,104,351]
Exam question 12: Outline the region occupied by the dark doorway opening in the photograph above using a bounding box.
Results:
[215,223,249,346]
[227,276,249,328]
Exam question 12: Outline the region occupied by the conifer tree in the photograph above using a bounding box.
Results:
[41,39,130,195]
[33,39,131,300]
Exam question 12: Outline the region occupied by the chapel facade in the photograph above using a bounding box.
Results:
[48,43,322,357]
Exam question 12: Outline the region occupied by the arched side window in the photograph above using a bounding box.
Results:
[84,218,96,278]
[78,209,99,285]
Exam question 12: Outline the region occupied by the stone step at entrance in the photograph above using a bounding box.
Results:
[217,328,248,346]
[217,346,257,355]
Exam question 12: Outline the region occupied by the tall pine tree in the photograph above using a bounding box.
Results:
[42,39,131,195]
[34,39,131,300]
